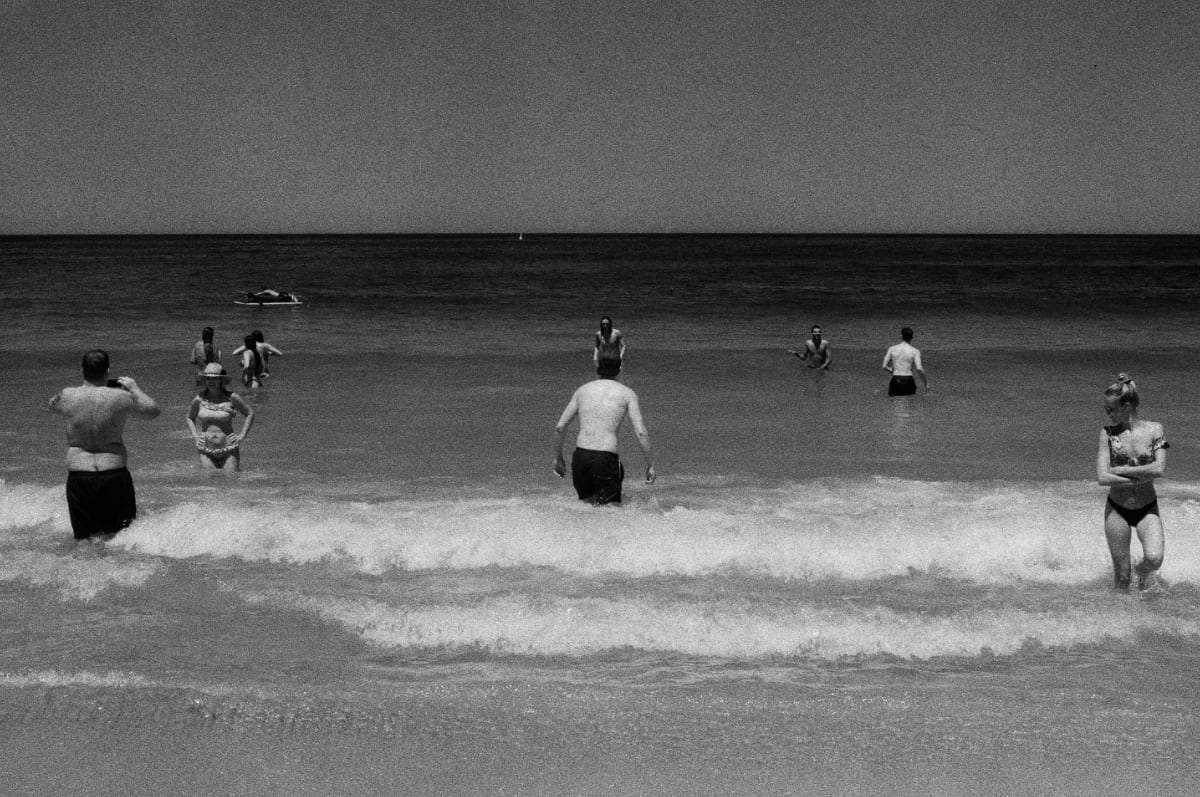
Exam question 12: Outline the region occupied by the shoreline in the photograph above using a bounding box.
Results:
[2,678,1195,797]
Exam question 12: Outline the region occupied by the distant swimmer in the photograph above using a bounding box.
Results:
[882,327,929,396]
[186,363,255,471]
[1096,374,1168,591]
[788,325,831,370]
[553,354,655,505]
[48,350,161,540]
[593,316,626,365]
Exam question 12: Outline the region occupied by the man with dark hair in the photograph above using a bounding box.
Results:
[788,324,831,370]
[49,350,160,540]
[882,327,929,396]
[553,355,655,505]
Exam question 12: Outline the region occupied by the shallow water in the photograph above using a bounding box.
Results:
[2,234,1200,794]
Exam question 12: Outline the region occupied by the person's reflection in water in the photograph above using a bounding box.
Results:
[885,392,924,461]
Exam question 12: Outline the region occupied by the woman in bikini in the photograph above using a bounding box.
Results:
[187,362,255,471]
[1096,374,1168,590]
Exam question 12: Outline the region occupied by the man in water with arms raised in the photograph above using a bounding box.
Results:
[49,350,161,540]
[553,355,655,505]
[882,326,929,396]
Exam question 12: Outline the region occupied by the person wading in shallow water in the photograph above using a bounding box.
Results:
[48,349,161,540]
[882,326,929,396]
[1096,373,1168,591]
[187,362,255,472]
[553,354,654,505]
[789,324,832,370]
[593,316,626,365]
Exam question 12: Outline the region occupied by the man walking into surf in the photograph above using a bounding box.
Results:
[882,327,929,396]
[553,354,655,505]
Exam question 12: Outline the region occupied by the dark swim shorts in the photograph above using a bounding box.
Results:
[571,448,625,505]
[66,468,137,540]
[888,375,917,396]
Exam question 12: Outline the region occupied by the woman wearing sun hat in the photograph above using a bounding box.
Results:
[186,362,255,471]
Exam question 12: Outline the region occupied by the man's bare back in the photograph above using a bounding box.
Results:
[50,351,161,540]
[881,328,929,395]
[50,378,160,471]
[883,342,922,377]
[570,379,643,453]
[553,366,655,500]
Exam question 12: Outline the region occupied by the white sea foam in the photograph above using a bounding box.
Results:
[0,550,159,601]
[252,589,1200,661]
[0,669,156,689]
[111,478,1200,587]
[0,482,67,533]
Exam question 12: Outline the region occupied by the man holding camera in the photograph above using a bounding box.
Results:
[48,350,160,540]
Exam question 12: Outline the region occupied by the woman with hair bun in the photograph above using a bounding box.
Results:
[1096,373,1169,590]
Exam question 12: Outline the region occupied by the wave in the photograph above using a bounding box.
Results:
[250,589,1200,661]
[0,482,160,599]
[89,478,1200,587]
[116,477,1200,661]
[0,482,65,532]
[0,550,159,601]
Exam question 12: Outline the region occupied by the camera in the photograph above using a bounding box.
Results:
[106,379,123,388]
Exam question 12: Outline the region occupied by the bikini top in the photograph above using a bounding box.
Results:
[1106,424,1168,467]
[196,397,236,423]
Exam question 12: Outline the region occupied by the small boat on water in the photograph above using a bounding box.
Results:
[235,289,302,307]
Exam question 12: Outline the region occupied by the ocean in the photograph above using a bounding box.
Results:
[2,234,1199,795]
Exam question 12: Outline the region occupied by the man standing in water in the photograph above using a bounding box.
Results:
[553,355,655,505]
[788,324,832,370]
[882,327,929,396]
[49,350,161,540]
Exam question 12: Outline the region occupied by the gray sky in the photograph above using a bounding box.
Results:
[3,0,1197,234]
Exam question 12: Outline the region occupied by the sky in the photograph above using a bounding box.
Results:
[3,0,1198,234]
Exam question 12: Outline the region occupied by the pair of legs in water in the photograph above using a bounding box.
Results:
[1104,499,1163,590]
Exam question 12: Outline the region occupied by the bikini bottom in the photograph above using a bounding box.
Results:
[197,438,240,467]
[1106,498,1159,527]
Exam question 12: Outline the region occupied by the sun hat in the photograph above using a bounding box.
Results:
[201,362,230,382]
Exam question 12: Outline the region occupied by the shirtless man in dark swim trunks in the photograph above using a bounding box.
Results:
[882,327,929,396]
[48,350,161,540]
[553,355,655,505]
